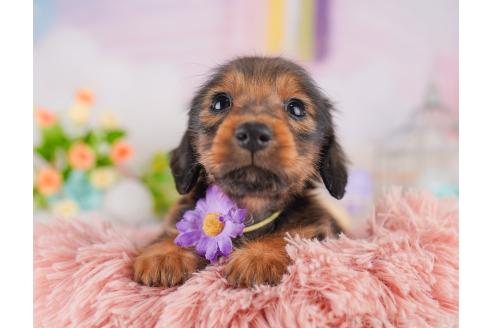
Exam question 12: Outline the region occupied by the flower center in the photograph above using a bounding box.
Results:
[202,212,224,236]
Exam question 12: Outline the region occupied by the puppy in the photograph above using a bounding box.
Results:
[133,56,348,288]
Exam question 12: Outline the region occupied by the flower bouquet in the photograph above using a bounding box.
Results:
[33,89,133,217]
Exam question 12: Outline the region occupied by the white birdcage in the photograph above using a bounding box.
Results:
[376,84,458,196]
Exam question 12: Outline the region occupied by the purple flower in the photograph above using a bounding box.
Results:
[174,185,247,262]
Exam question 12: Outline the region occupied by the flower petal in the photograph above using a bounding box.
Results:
[229,208,248,223]
[183,209,202,224]
[205,240,219,262]
[222,220,244,238]
[205,185,234,214]
[217,235,233,256]
[176,209,203,232]
[175,231,201,247]
[176,219,198,233]
[195,198,208,216]
[196,236,210,256]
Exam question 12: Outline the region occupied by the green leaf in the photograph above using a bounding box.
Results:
[82,131,99,148]
[105,129,126,144]
[150,152,169,172]
[139,151,180,216]
[41,124,70,150]
[96,155,112,167]
[33,188,48,209]
[34,123,71,162]
[62,167,72,181]
[34,144,54,162]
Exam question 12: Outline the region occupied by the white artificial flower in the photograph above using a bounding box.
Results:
[90,167,117,189]
[53,199,79,218]
[68,102,90,125]
[100,111,119,130]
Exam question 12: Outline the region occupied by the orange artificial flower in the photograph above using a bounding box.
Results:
[68,142,95,170]
[76,88,94,106]
[35,108,57,128]
[110,140,133,164]
[36,167,62,196]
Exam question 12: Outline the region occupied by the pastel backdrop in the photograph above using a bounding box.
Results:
[34,0,458,221]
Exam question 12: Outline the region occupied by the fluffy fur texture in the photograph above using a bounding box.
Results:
[34,190,458,327]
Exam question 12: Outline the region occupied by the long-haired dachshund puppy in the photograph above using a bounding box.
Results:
[133,56,348,288]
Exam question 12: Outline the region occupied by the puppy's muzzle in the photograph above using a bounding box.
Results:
[234,121,272,153]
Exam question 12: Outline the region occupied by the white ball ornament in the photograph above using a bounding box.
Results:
[103,178,153,225]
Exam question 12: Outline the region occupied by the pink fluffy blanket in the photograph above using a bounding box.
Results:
[34,191,458,328]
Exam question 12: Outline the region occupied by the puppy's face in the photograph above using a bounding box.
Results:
[171,57,347,213]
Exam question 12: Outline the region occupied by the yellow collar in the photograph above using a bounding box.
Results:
[243,211,281,233]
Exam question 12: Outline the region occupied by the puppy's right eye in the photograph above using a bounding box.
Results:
[211,93,232,113]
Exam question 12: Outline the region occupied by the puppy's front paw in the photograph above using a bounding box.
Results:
[224,238,289,288]
[133,240,202,287]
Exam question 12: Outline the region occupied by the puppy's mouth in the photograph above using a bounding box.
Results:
[215,165,286,196]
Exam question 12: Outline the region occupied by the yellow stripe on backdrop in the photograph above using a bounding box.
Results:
[266,0,285,54]
[298,0,314,60]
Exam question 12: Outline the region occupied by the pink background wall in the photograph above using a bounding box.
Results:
[35,0,457,162]
[34,0,458,217]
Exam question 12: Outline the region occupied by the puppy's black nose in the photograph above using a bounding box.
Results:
[235,122,272,152]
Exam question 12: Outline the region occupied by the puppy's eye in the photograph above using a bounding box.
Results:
[211,93,232,113]
[285,98,306,119]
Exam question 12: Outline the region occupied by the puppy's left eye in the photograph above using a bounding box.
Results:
[285,98,306,119]
[211,93,232,113]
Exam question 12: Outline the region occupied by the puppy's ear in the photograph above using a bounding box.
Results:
[170,130,202,194]
[318,101,348,199]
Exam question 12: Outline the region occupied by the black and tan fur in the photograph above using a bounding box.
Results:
[133,57,348,288]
